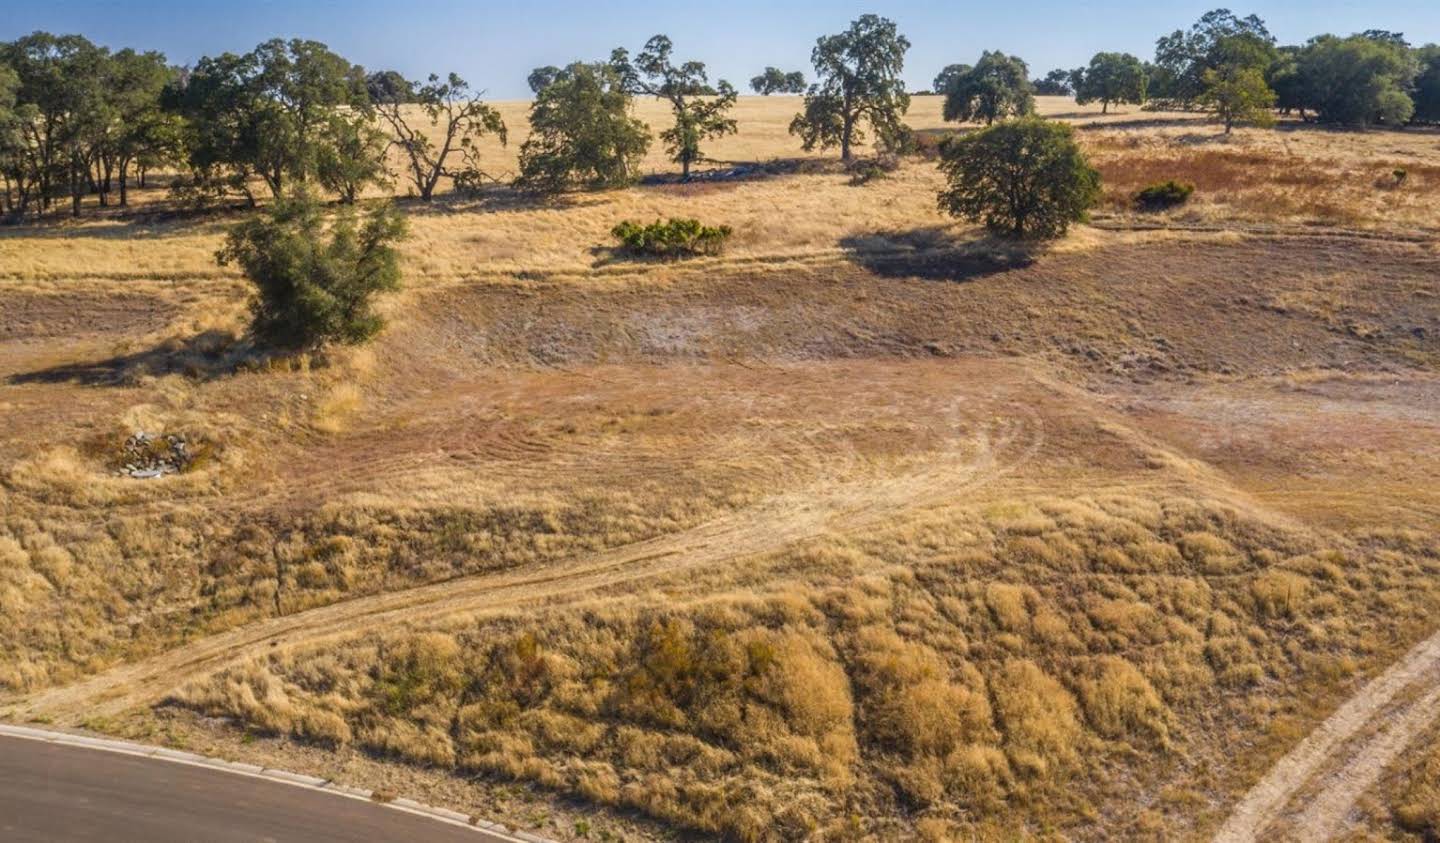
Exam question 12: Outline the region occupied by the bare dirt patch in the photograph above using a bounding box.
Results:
[412,236,1440,378]
[0,288,176,342]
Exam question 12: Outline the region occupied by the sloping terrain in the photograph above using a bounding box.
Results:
[1,220,1439,839]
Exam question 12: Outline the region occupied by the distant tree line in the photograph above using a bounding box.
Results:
[930,10,1440,132]
[0,32,512,219]
[4,8,1439,218]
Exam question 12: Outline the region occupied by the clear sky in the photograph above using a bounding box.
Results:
[5,1,1439,99]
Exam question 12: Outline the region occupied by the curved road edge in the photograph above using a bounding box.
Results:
[0,723,551,843]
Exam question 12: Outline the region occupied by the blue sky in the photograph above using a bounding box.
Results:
[5,1,1438,98]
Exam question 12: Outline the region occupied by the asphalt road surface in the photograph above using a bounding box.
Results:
[0,734,514,842]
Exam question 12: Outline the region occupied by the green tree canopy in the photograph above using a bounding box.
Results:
[365,70,415,104]
[1294,34,1417,125]
[750,67,806,95]
[0,32,108,215]
[98,48,181,206]
[1033,69,1073,96]
[932,63,970,95]
[175,38,368,203]
[1152,9,1276,104]
[942,51,1035,125]
[1198,64,1276,132]
[1414,45,1440,123]
[217,191,408,349]
[527,66,563,95]
[517,61,651,193]
[316,112,390,202]
[1074,52,1147,113]
[937,117,1100,239]
[790,14,911,162]
[612,35,737,180]
[1265,46,1308,116]
[0,63,24,218]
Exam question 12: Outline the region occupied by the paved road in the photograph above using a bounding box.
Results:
[0,735,513,842]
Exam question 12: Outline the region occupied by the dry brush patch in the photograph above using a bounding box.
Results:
[170,494,1440,840]
[1354,720,1440,840]
[1085,126,1440,230]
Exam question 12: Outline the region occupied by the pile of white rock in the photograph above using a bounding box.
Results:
[117,431,192,479]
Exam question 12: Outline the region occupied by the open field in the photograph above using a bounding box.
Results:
[2,96,1440,840]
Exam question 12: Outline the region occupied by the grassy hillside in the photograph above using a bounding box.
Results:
[2,98,1439,840]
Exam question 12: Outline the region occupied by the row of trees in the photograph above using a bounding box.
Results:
[0,32,509,217]
[6,10,1440,217]
[0,33,180,218]
[933,11,1440,132]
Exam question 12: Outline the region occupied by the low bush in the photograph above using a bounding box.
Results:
[1376,167,1409,190]
[848,155,900,186]
[611,218,733,258]
[1133,180,1195,210]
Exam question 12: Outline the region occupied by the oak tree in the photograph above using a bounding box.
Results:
[750,67,806,95]
[943,51,1035,125]
[937,117,1100,239]
[374,72,506,200]
[1074,52,1147,113]
[517,62,651,193]
[790,14,911,162]
[612,36,736,180]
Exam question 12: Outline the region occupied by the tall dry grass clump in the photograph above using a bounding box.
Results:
[172,493,1440,839]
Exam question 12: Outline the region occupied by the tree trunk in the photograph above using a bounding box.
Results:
[1102,101,1109,115]
[70,156,83,218]
[841,114,854,162]
[119,160,129,207]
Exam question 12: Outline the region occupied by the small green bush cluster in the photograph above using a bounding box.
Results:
[1133,180,1196,210]
[611,218,733,258]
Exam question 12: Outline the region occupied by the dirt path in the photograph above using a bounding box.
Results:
[1214,628,1440,842]
[6,412,1040,725]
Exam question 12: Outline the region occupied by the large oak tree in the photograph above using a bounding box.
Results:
[790,14,911,162]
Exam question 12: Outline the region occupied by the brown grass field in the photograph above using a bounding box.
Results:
[2,95,1440,841]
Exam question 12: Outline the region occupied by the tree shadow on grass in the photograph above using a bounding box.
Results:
[839,227,1037,283]
[8,330,250,387]
[0,206,240,241]
[1074,115,1214,132]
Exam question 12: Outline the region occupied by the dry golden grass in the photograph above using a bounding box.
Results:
[2,93,1440,842]
[172,492,1440,840]
[1357,723,1440,839]
[4,96,1437,288]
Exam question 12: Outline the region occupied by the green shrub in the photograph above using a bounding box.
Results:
[849,154,900,186]
[516,62,651,194]
[611,218,733,258]
[1133,180,1195,210]
[937,117,1100,239]
[217,191,407,349]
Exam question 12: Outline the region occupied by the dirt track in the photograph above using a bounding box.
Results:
[5,232,1440,838]
[7,396,1040,724]
[1214,629,1440,841]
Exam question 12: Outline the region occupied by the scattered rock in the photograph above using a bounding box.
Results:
[115,431,194,479]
